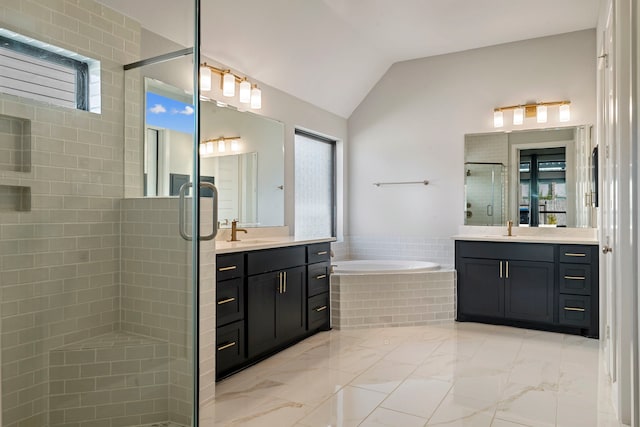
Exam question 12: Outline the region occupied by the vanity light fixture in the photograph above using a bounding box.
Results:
[200,63,262,109]
[493,101,570,128]
[200,136,242,156]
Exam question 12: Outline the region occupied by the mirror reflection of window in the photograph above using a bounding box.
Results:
[519,148,567,227]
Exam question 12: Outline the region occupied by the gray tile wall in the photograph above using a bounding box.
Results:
[0,1,140,426]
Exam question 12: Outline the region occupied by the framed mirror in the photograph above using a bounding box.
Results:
[464,125,596,228]
[143,77,285,227]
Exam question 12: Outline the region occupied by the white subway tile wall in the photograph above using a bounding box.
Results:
[345,236,454,267]
[0,1,140,426]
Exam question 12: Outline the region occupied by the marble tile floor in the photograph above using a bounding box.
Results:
[200,322,626,427]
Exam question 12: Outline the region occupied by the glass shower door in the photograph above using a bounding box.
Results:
[464,163,505,226]
[0,2,208,427]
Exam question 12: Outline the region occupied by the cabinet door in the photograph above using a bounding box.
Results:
[277,266,306,343]
[504,260,554,323]
[457,258,504,318]
[247,272,278,358]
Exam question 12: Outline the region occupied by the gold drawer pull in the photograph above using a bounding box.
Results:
[217,342,237,351]
[217,297,236,305]
[315,305,327,312]
[564,307,586,312]
[218,266,237,272]
[564,253,586,257]
[317,251,328,255]
[564,275,586,280]
[315,274,327,280]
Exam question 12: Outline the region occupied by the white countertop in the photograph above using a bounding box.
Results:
[216,236,336,254]
[453,225,598,245]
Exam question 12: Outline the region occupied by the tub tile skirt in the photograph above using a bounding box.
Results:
[48,331,170,427]
[330,270,456,329]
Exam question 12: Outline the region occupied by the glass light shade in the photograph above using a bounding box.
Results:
[218,140,226,152]
[493,110,504,128]
[513,107,524,125]
[199,144,206,156]
[222,71,235,97]
[206,141,214,154]
[559,104,571,122]
[239,79,251,103]
[536,105,547,123]
[250,86,262,109]
[200,66,212,91]
[231,139,241,152]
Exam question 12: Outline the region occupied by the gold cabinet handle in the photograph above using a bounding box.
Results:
[278,272,283,294]
[217,341,237,351]
[564,253,586,257]
[315,274,327,280]
[564,275,586,280]
[317,251,328,255]
[283,271,287,293]
[506,261,509,279]
[564,307,586,312]
[217,297,236,305]
[218,266,237,272]
[315,305,327,312]
[499,261,503,278]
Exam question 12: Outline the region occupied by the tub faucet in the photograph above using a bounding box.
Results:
[229,219,247,242]
[507,220,513,237]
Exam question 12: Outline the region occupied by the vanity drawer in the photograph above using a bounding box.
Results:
[558,295,591,328]
[307,243,331,264]
[217,253,245,281]
[559,264,592,295]
[308,262,330,297]
[247,246,306,275]
[559,245,593,264]
[216,278,244,326]
[308,292,329,331]
[216,320,245,377]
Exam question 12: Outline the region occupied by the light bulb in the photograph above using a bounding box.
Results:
[200,66,211,91]
[493,110,503,128]
[231,139,240,152]
[199,144,206,156]
[206,141,214,154]
[513,107,524,125]
[250,85,262,109]
[537,105,547,123]
[218,140,226,152]
[239,79,251,103]
[222,71,235,97]
[559,104,570,122]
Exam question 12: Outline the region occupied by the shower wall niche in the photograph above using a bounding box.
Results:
[0,113,31,173]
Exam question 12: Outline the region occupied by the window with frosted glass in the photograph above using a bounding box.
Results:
[294,131,336,238]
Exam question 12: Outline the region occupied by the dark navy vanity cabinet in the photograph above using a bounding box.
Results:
[455,240,598,338]
[215,242,331,380]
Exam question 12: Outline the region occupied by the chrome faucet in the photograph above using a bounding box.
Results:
[229,219,247,242]
[507,220,513,237]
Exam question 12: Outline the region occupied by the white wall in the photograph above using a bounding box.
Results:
[348,29,596,238]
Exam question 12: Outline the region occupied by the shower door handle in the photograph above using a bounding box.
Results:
[487,204,493,217]
[178,181,219,241]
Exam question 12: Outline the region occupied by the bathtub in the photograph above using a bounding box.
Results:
[330,259,455,329]
[332,259,440,275]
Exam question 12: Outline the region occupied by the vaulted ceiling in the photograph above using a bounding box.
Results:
[97,0,599,118]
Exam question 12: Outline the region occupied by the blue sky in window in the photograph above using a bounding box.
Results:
[146,92,195,134]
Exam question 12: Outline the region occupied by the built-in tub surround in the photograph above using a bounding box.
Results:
[331,264,456,330]
[346,236,454,266]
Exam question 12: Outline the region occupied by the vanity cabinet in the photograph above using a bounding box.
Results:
[456,240,598,338]
[215,253,247,377]
[215,241,332,380]
[247,264,306,358]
